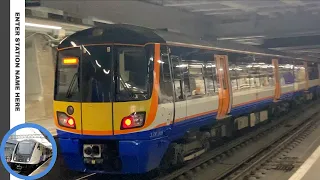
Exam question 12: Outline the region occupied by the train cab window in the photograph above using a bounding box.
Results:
[55,48,81,102]
[16,141,36,155]
[159,52,174,104]
[81,46,113,102]
[116,46,151,101]
[171,56,185,101]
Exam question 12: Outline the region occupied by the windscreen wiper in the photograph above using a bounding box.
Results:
[66,73,78,98]
[117,74,136,98]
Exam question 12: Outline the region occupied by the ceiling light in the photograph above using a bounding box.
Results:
[25,22,62,30]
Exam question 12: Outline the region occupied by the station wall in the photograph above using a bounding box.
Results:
[26,32,55,128]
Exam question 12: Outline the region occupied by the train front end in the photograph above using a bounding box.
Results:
[54,40,168,174]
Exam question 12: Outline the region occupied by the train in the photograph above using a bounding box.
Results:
[10,139,52,171]
[54,24,320,174]
[5,139,18,165]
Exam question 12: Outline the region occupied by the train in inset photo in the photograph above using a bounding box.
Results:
[4,127,53,176]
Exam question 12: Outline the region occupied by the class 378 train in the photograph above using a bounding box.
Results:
[53,24,320,174]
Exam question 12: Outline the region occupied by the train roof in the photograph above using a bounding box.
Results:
[18,139,52,148]
[18,139,37,143]
[58,24,318,62]
[6,139,18,145]
[58,24,166,48]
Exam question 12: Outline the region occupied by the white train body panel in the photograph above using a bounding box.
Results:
[11,140,52,166]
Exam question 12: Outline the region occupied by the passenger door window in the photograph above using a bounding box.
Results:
[204,62,218,96]
[159,51,174,104]
[171,55,185,101]
[187,63,206,98]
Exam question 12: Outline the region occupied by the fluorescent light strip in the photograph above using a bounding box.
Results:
[25,22,62,30]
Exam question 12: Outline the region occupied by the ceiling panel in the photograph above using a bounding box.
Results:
[142,0,320,21]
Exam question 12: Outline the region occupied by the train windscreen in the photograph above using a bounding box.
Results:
[54,45,153,102]
[81,46,113,102]
[114,46,151,101]
[16,141,36,155]
[54,48,81,102]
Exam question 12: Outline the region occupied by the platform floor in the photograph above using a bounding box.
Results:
[29,158,52,176]
[289,145,320,180]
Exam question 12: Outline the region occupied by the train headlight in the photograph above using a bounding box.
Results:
[14,157,16,161]
[121,112,146,129]
[57,111,76,129]
[67,106,74,115]
[26,158,30,162]
[84,147,92,156]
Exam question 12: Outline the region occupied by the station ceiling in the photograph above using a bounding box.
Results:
[35,0,320,59]
[142,0,320,59]
[143,0,320,24]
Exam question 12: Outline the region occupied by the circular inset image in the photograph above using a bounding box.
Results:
[0,123,57,180]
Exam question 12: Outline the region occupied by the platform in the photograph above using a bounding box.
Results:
[289,145,320,180]
[28,158,52,176]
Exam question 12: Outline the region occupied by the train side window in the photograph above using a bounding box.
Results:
[228,62,239,91]
[308,62,319,80]
[171,56,185,101]
[242,58,275,89]
[294,61,306,82]
[228,54,259,91]
[180,63,192,97]
[258,59,275,88]
[188,63,206,98]
[278,60,295,85]
[159,52,174,104]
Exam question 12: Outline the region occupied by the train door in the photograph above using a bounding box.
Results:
[272,59,281,101]
[80,45,114,135]
[215,55,232,119]
[170,53,187,124]
[158,46,175,127]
